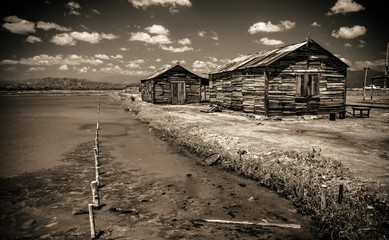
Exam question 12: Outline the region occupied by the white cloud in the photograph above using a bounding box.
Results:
[146,24,169,35]
[248,20,295,34]
[0,59,19,65]
[119,47,130,51]
[327,0,365,15]
[149,34,171,44]
[358,40,366,48]
[11,54,104,66]
[192,60,220,74]
[66,1,82,15]
[95,54,110,60]
[58,65,69,70]
[27,67,45,72]
[331,25,366,39]
[197,31,218,41]
[129,32,171,45]
[254,37,284,46]
[311,22,321,27]
[160,45,193,52]
[111,54,123,59]
[78,66,90,73]
[178,38,191,45]
[50,31,119,45]
[344,43,353,47]
[26,36,42,43]
[198,31,206,37]
[50,33,76,45]
[156,58,162,62]
[70,32,103,43]
[128,0,192,9]
[92,9,101,15]
[2,16,35,34]
[36,21,71,31]
[126,62,141,68]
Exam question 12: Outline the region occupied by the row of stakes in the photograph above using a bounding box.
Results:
[89,97,100,239]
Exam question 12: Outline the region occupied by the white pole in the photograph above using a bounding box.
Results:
[95,166,100,186]
[91,181,100,207]
[88,204,96,239]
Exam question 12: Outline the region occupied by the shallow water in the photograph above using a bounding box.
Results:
[0,95,99,177]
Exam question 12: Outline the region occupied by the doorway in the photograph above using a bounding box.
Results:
[171,82,186,105]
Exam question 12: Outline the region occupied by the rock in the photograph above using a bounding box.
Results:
[239,183,246,187]
[204,153,220,166]
[22,219,36,229]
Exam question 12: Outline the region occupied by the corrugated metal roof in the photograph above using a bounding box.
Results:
[211,41,308,74]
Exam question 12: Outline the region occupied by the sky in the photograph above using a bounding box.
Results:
[0,0,388,83]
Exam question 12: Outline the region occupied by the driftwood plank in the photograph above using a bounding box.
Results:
[198,219,301,229]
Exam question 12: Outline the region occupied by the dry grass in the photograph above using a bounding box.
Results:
[109,92,388,240]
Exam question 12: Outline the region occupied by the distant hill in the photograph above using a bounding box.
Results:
[1,77,131,90]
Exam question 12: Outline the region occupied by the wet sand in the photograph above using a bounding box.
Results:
[0,95,319,239]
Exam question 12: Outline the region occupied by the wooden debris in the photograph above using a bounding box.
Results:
[198,219,301,229]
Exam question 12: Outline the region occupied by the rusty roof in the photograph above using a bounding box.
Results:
[142,64,207,83]
[210,39,347,74]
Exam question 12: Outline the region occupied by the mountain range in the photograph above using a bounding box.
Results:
[0,77,132,90]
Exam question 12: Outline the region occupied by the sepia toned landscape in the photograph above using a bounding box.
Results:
[1,0,388,240]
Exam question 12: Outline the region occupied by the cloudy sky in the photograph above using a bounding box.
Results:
[0,0,387,83]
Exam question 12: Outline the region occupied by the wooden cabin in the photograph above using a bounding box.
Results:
[209,39,349,116]
[140,64,208,105]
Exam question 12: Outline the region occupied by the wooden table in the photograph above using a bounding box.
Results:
[352,107,371,118]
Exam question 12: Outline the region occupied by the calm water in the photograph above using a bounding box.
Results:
[0,95,99,177]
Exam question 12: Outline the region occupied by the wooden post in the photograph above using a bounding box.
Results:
[88,204,96,239]
[366,205,375,225]
[363,67,370,101]
[95,136,99,150]
[338,184,344,204]
[384,42,388,92]
[91,181,100,207]
[94,153,99,168]
[320,184,327,210]
[94,147,99,158]
[264,71,269,117]
[95,166,100,186]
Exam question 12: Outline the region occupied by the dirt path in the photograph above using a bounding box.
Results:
[0,95,318,239]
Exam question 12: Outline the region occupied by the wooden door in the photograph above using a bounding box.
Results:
[171,82,186,105]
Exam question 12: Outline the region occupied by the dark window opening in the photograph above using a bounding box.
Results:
[297,74,319,97]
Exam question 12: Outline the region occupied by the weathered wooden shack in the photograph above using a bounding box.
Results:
[209,39,349,116]
[140,64,208,105]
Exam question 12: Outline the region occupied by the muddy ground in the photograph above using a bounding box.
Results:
[0,95,319,239]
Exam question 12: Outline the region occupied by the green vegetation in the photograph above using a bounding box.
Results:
[110,92,388,240]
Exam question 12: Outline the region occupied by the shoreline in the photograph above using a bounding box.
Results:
[109,91,389,240]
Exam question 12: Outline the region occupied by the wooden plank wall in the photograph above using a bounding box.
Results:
[209,43,347,115]
[152,75,201,104]
[140,81,153,103]
[186,78,201,104]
